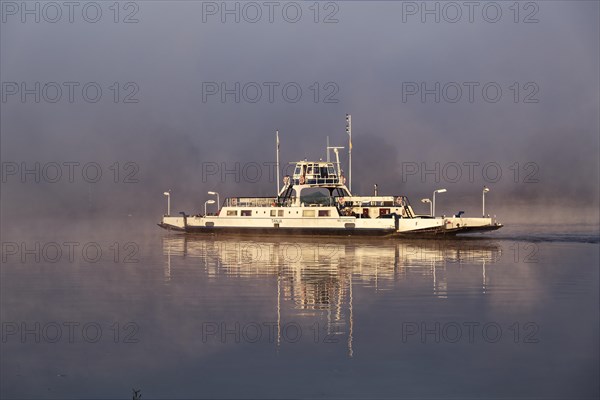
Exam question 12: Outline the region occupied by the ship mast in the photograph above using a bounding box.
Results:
[345,114,352,192]
[276,130,280,195]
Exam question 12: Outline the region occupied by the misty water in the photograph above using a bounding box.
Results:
[2,0,599,398]
[1,221,598,399]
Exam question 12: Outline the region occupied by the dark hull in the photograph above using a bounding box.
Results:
[158,223,396,237]
[157,222,503,237]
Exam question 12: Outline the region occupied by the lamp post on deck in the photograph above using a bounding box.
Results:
[432,189,447,217]
[421,198,432,217]
[204,199,215,216]
[482,187,490,217]
[208,191,220,212]
[163,191,171,216]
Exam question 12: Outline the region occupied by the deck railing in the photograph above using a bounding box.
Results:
[333,195,409,207]
[292,176,341,185]
[223,195,410,208]
[225,197,294,207]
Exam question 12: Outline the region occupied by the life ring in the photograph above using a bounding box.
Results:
[231,198,237,206]
[337,197,345,204]
[283,175,290,185]
[395,197,404,206]
[299,175,305,184]
[341,176,346,185]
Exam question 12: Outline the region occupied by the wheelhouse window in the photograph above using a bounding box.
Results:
[319,166,329,178]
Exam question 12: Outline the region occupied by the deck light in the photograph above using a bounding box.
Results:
[208,191,220,211]
[421,198,432,216]
[204,199,215,216]
[482,187,490,217]
[163,191,171,216]
[432,189,447,217]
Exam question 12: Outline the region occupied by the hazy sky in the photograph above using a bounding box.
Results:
[1,1,598,224]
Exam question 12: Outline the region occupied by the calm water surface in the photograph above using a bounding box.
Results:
[1,221,598,399]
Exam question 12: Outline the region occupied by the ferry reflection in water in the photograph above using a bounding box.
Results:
[162,235,501,356]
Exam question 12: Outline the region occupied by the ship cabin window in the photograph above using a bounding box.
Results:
[318,210,330,217]
[302,210,316,217]
[241,210,252,216]
[319,166,329,178]
[380,208,390,216]
[227,210,238,216]
[278,210,284,217]
[270,210,276,217]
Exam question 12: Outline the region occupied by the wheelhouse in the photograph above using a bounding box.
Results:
[292,161,340,186]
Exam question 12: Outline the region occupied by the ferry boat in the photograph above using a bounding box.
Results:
[159,119,502,236]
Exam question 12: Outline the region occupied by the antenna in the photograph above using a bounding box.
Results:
[276,130,280,195]
[345,114,352,192]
